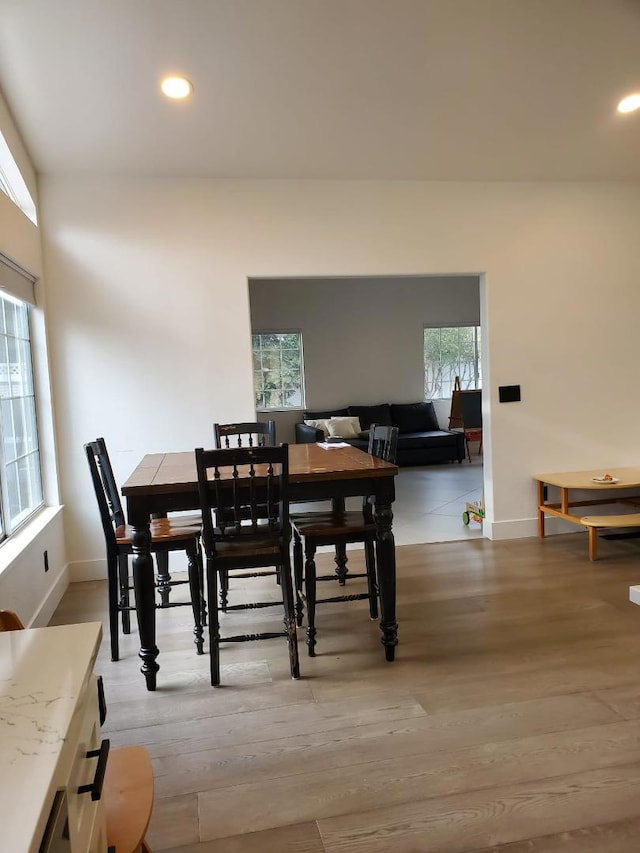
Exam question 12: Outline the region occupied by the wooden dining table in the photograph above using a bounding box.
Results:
[121,443,399,690]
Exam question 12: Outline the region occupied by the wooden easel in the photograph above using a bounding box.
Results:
[448,376,464,430]
[449,377,483,462]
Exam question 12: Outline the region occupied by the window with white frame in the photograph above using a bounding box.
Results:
[252,332,305,410]
[424,325,482,400]
[0,292,43,535]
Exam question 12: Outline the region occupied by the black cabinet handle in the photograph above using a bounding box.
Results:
[97,675,107,726]
[78,738,110,801]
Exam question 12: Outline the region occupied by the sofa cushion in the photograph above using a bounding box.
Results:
[326,416,361,439]
[304,408,348,420]
[390,402,439,433]
[347,404,393,430]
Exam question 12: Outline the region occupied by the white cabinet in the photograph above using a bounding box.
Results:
[63,674,108,852]
[0,622,106,852]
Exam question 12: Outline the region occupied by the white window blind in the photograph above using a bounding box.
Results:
[0,253,36,305]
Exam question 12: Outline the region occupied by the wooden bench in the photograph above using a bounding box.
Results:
[580,513,640,561]
[104,746,154,853]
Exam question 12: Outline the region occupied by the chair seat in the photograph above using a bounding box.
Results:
[580,513,640,528]
[213,532,283,561]
[291,511,374,539]
[115,517,201,545]
[104,745,154,853]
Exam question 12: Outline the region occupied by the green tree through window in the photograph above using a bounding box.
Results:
[253,332,305,409]
[424,326,481,399]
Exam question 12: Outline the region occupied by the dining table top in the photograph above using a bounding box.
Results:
[122,443,398,498]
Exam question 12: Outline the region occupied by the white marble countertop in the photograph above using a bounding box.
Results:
[0,621,102,853]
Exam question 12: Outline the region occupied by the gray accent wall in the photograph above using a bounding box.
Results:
[249,275,480,442]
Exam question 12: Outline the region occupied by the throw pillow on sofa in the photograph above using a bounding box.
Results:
[389,402,440,433]
[326,416,361,439]
[304,418,331,437]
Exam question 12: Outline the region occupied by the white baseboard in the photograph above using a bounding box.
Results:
[69,558,108,583]
[484,516,584,541]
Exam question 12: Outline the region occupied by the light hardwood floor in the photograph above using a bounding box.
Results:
[50,531,640,852]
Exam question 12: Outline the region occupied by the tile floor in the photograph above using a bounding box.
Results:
[292,455,484,548]
[391,455,484,545]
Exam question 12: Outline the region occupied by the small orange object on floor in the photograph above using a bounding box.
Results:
[104,746,154,853]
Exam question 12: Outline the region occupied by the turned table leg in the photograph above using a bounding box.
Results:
[374,500,397,662]
[130,523,159,691]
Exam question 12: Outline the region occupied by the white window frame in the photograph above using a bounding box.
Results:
[0,258,44,539]
[424,324,482,400]
[252,331,306,411]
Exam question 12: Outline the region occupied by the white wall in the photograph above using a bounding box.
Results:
[0,93,65,625]
[38,177,640,577]
[249,274,480,442]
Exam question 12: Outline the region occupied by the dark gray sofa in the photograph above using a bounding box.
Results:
[295,402,464,466]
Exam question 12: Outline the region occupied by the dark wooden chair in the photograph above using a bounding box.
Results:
[291,424,399,656]
[195,443,299,686]
[85,437,205,662]
[212,420,277,609]
[213,420,276,448]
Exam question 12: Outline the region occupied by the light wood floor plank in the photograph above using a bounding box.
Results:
[102,678,316,733]
[197,719,640,840]
[146,793,199,851]
[107,691,426,758]
[317,764,640,853]
[473,814,640,852]
[153,692,620,798]
[160,821,325,853]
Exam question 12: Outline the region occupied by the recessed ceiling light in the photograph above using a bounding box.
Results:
[617,93,640,114]
[161,76,193,100]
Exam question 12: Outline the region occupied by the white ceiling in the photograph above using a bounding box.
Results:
[0,0,639,180]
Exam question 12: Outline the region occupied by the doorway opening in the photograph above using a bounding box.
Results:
[248,273,485,545]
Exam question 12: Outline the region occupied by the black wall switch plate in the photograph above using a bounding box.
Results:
[499,385,521,403]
